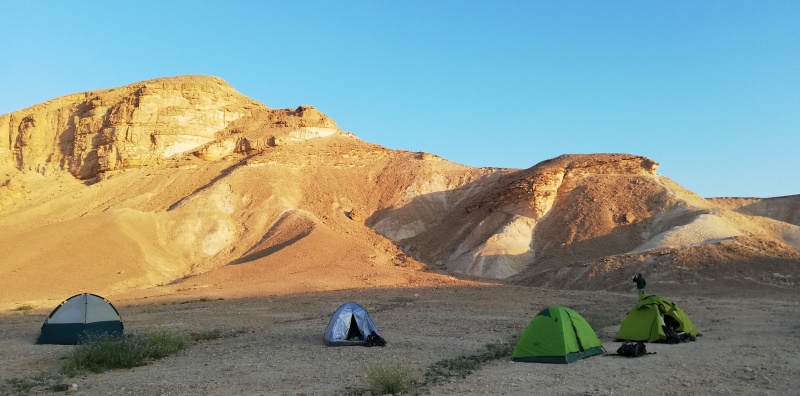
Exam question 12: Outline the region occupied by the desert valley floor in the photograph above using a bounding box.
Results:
[1,282,798,395]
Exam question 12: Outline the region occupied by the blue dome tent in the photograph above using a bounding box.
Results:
[323,302,381,346]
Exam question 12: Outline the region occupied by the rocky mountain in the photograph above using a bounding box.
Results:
[1,75,798,308]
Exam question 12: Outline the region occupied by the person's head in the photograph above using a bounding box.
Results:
[637,273,642,277]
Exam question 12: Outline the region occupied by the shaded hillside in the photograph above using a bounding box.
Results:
[710,195,800,227]
[1,75,798,308]
[371,154,800,290]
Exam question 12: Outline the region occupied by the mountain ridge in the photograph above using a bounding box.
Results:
[1,75,798,308]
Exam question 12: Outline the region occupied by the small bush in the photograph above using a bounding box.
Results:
[190,329,222,341]
[177,297,220,304]
[425,339,515,384]
[138,329,190,359]
[60,329,189,375]
[1,372,65,395]
[13,304,35,315]
[365,362,419,395]
[50,383,70,392]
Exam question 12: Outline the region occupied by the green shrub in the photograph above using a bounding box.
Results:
[365,362,419,395]
[177,297,221,304]
[425,339,515,384]
[138,328,190,359]
[60,329,189,375]
[190,329,222,341]
[13,304,35,315]
[1,372,65,395]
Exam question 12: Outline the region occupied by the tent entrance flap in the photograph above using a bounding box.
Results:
[346,315,362,340]
[615,295,700,343]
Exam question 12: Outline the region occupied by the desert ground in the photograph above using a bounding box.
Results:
[1,281,798,396]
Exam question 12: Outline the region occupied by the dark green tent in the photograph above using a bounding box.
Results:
[512,306,605,363]
[36,293,124,345]
[615,295,699,343]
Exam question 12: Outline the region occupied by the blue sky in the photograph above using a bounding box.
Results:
[1,1,798,198]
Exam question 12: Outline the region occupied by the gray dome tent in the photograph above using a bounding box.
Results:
[36,293,124,345]
[323,302,381,346]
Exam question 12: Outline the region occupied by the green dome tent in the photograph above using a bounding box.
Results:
[615,295,699,343]
[36,293,124,345]
[512,306,605,364]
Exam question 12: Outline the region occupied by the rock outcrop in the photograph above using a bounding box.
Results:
[0,76,341,180]
[368,153,800,286]
[0,75,261,179]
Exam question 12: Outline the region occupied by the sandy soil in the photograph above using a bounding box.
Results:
[1,283,798,396]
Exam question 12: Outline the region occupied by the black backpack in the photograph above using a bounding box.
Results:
[617,341,646,357]
[365,333,386,347]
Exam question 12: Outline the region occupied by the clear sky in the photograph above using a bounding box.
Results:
[1,1,798,198]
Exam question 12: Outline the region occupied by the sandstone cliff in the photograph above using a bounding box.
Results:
[0,75,339,180]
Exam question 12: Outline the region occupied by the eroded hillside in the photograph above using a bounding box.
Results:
[1,75,798,308]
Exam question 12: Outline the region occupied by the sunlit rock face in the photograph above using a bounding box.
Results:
[0,75,262,179]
